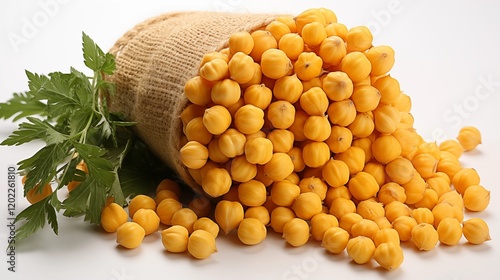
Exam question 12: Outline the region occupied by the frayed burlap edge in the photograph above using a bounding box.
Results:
[107,12,278,196]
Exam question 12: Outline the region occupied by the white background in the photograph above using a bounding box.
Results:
[1,0,500,279]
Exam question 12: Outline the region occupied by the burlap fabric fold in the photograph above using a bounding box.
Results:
[108,12,277,195]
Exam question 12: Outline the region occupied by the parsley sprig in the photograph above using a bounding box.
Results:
[0,33,165,242]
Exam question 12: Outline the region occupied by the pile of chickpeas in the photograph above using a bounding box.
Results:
[100,8,491,270]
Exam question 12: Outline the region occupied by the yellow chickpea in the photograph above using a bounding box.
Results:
[351,219,379,239]
[171,208,198,234]
[347,171,379,201]
[436,218,462,246]
[161,225,189,253]
[238,180,267,207]
[346,236,375,264]
[132,208,160,235]
[154,190,179,205]
[101,202,128,233]
[156,198,183,226]
[413,188,439,210]
[462,218,491,245]
[329,197,356,220]
[292,192,323,220]
[463,185,490,212]
[188,229,218,259]
[456,126,482,151]
[321,227,350,254]
[373,228,400,247]
[392,216,417,242]
[356,200,385,221]
[322,159,350,188]
[244,206,270,226]
[282,218,310,247]
[384,201,412,223]
[339,212,363,235]
[412,207,434,225]
[327,99,357,127]
[373,242,404,271]
[411,223,439,251]
[237,218,267,245]
[271,180,301,207]
[377,182,407,205]
[270,206,296,233]
[116,222,145,249]
[298,177,328,201]
[128,194,156,219]
[214,200,244,235]
[310,213,339,241]
[373,216,393,230]
[193,217,220,239]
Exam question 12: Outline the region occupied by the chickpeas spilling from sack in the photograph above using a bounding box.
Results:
[104,8,491,269]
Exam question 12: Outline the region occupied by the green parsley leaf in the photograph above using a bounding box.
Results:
[2,32,167,243]
[14,197,50,242]
[0,91,46,121]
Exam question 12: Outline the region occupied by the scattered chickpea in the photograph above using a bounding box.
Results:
[237,218,267,245]
[373,242,404,271]
[161,225,189,253]
[282,218,310,247]
[346,236,376,264]
[411,223,439,251]
[321,227,350,254]
[116,222,145,249]
[188,229,218,259]
[462,218,491,245]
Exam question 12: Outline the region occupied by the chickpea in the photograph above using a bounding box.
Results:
[291,192,323,220]
[132,209,160,235]
[156,198,182,226]
[270,180,301,207]
[321,227,350,254]
[310,213,339,241]
[128,194,156,219]
[463,185,490,212]
[214,200,244,235]
[351,219,379,239]
[282,218,310,247]
[329,197,356,219]
[101,203,128,233]
[171,208,198,234]
[346,236,375,264]
[456,126,482,151]
[411,223,439,251]
[188,229,218,259]
[462,218,491,245]
[193,217,220,239]
[339,212,363,235]
[116,222,145,249]
[392,216,417,242]
[161,225,189,253]
[238,218,267,245]
[356,200,385,221]
[436,218,462,246]
[412,207,434,225]
[373,242,404,271]
[244,206,270,226]
[373,228,400,247]
[270,206,296,233]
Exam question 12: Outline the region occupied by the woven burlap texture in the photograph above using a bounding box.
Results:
[108,12,277,195]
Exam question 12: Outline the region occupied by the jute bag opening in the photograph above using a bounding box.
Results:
[108,12,278,195]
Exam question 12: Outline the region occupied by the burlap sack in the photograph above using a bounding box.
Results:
[108,12,278,195]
